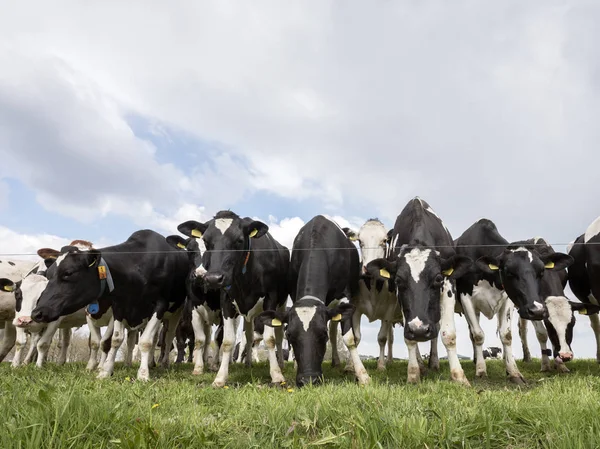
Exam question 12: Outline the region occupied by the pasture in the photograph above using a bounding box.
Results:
[2,359,600,449]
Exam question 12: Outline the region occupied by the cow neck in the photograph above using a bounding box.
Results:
[86,257,115,315]
[241,238,252,275]
[225,238,252,293]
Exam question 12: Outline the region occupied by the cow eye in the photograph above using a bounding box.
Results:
[434,274,444,286]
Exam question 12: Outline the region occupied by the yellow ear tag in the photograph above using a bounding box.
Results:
[379,268,391,279]
[271,318,282,327]
[249,229,258,238]
[191,229,202,238]
[3,284,14,292]
[176,242,186,249]
[331,313,342,322]
[349,235,358,242]
[579,309,588,315]
[545,261,555,269]
[98,265,107,280]
[442,268,454,276]
[488,264,499,271]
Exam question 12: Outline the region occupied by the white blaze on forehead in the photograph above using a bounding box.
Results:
[403,248,431,283]
[294,306,317,332]
[584,216,600,243]
[512,247,533,262]
[55,253,70,267]
[545,296,573,354]
[14,274,49,318]
[358,220,387,266]
[215,218,233,234]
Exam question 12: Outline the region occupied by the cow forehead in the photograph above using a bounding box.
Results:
[292,306,318,332]
[510,247,534,263]
[400,248,434,283]
[358,222,386,242]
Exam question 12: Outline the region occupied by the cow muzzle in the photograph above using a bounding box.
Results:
[14,316,32,327]
[296,373,323,388]
[519,304,548,321]
[204,272,225,288]
[558,351,573,362]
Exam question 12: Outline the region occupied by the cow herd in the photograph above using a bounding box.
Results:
[1,197,600,388]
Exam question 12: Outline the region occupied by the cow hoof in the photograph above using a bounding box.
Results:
[192,368,204,375]
[476,369,487,378]
[357,375,371,386]
[454,377,471,386]
[407,375,420,384]
[556,364,570,373]
[540,364,551,373]
[509,375,525,385]
[522,354,532,363]
[377,363,386,372]
[209,365,219,372]
[97,371,111,379]
[428,363,440,372]
[344,364,355,373]
[212,380,226,388]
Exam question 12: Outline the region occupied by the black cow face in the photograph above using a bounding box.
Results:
[166,235,204,297]
[366,247,471,342]
[178,213,268,290]
[476,248,573,320]
[544,297,600,361]
[258,298,354,387]
[31,248,103,323]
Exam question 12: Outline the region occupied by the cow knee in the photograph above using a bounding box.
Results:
[471,330,484,346]
[500,330,512,345]
[442,331,457,348]
[343,329,356,348]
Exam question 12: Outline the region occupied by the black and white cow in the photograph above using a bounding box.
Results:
[31,230,188,381]
[568,216,600,363]
[366,198,472,385]
[516,237,596,373]
[455,221,573,383]
[482,347,502,359]
[344,219,403,371]
[0,259,37,362]
[177,211,289,387]
[258,215,364,387]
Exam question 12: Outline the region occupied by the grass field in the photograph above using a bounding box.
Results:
[2,358,600,449]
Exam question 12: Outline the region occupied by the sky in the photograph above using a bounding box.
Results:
[1,0,599,361]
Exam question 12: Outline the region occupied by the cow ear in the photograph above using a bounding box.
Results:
[166,235,189,250]
[365,259,397,281]
[386,229,394,243]
[441,255,472,279]
[569,301,600,315]
[0,278,15,292]
[327,302,355,322]
[342,227,358,242]
[244,220,269,239]
[257,310,287,328]
[475,256,501,274]
[86,250,102,268]
[541,253,573,271]
[178,221,208,239]
[37,248,60,260]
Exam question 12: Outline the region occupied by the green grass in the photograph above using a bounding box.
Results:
[2,359,600,449]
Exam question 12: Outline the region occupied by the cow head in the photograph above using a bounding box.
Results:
[366,246,471,342]
[258,298,354,387]
[352,219,388,274]
[177,211,268,290]
[31,246,103,323]
[166,235,205,294]
[476,247,573,320]
[544,296,600,363]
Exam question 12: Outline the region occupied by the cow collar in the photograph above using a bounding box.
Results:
[87,257,114,315]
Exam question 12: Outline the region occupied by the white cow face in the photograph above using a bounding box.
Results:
[13,274,49,330]
[356,219,388,273]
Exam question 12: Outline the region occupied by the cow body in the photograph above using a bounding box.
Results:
[178,211,289,387]
[455,221,573,383]
[31,230,188,381]
[366,198,472,385]
[568,216,600,363]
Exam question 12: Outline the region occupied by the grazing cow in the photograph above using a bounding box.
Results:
[455,221,573,383]
[31,230,188,381]
[516,238,596,373]
[482,347,502,359]
[366,198,472,385]
[568,216,600,363]
[0,259,37,362]
[177,211,289,387]
[343,219,403,371]
[258,215,364,387]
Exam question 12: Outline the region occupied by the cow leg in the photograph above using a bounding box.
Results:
[11,327,28,368]
[498,298,524,384]
[386,324,394,365]
[0,322,16,362]
[124,329,136,367]
[531,320,551,371]
[344,310,362,372]
[187,339,194,363]
[97,320,125,379]
[415,345,427,374]
[57,328,72,365]
[377,320,390,371]
[160,310,182,368]
[191,308,207,375]
[518,318,532,362]
[244,319,254,367]
[24,333,39,364]
[440,280,469,385]
[175,323,185,364]
[264,322,286,384]
[212,317,236,387]
[86,316,101,371]
[429,337,440,371]
[148,325,160,369]
[405,338,420,383]
[329,320,341,367]
[460,293,486,377]
[589,314,600,363]
[98,318,114,371]
[341,314,370,385]
[135,314,164,381]
[275,305,285,369]
[36,321,60,367]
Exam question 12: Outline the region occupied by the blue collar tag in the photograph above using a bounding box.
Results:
[87,302,100,314]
